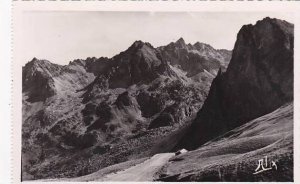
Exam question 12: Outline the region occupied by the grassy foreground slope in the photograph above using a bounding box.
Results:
[157,103,293,181]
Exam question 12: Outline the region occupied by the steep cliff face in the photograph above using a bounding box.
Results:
[175,17,294,150]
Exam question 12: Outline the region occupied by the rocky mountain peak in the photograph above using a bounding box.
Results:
[24,57,57,70]
[23,58,62,81]
[82,39,175,92]
[131,40,145,48]
[193,42,213,50]
[129,40,154,50]
[158,38,232,77]
[175,17,294,150]
[30,57,38,63]
[228,16,293,75]
[174,37,186,48]
[22,58,59,102]
[113,40,158,63]
[257,16,290,26]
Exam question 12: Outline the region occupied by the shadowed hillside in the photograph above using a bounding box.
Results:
[175,17,293,151]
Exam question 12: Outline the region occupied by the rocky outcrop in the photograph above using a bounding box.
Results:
[84,41,175,91]
[175,17,294,150]
[22,58,61,102]
[158,38,232,77]
[23,56,111,102]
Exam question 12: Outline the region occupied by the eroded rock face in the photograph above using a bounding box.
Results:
[175,17,294,150]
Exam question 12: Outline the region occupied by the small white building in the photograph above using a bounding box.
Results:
[175,148,188,156]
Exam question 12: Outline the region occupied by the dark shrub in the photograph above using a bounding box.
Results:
[87,117,110,132]
[92,145,111,154]
[81,103,96,116]
[115,91,132,108]
[95,102,112,117]
[83,116,93,126]
[62,132,97,149]
[148,113,174,129]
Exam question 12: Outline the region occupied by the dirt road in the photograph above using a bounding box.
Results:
[99,153,174,181]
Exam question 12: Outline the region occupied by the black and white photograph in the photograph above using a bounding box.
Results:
[14,8,296,182]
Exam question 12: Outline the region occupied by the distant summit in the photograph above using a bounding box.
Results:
[174,37,186,48]
[159,37,231,77]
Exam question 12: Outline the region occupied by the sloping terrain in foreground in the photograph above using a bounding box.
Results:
[157,103,293,181]
[38,153,174,182]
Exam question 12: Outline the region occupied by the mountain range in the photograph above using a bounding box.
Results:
[22,17,293,181]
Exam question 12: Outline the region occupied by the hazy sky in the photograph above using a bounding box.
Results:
[21,11,294,65]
